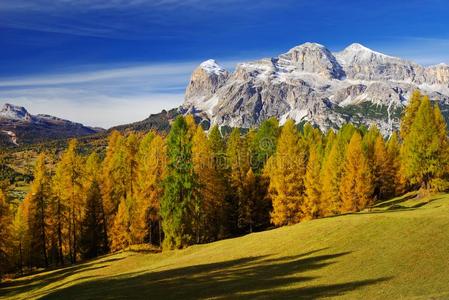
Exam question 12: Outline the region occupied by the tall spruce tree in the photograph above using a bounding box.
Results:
[251,117,279,174]
[161,116,196,249]
[208,125,229,237]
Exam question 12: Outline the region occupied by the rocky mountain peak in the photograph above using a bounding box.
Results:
[0,103,33,121]
[184,60,229,113]
[199,59,228,76]
[287,42,326,52]
[335,43,398,65]
[343,43,378,54]
[0,103,102,146]
[345,42,371,51]
[334,43,420,81]
[281,42,344,79]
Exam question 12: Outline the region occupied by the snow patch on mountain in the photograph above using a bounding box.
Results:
[199,59,227,76]
[279,109,308,125]
[0,103,33,121]
[335,43,398,65]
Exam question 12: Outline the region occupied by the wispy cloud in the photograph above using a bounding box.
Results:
[0,63,198,88]
[0,0,279,13]
[0,59,242,128]
[0,0,289,39]
[0,87,183,129]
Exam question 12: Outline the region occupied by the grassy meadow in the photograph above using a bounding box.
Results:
[1,192,449,299]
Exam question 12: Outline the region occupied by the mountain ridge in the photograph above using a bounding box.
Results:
[182,42,449,134]
[0,103,104,146]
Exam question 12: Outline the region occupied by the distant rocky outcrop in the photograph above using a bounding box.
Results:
[0,103,103,146]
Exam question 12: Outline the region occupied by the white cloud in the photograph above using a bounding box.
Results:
[0,59,243,128]
[0,63,197,88]
[0,88,183,129]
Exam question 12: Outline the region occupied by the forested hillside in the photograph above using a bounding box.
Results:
[1,90,448,278]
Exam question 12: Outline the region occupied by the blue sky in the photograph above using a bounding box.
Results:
[1,0,449,128]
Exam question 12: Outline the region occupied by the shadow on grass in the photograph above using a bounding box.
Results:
[0,256,125,298]
[40,249,391,299]
[367,196,445,214]
[372,193,418,208]
[127,248,162,254]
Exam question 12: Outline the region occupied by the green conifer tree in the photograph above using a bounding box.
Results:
[161,116,196,249]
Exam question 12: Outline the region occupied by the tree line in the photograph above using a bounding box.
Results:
[1,90,448,278]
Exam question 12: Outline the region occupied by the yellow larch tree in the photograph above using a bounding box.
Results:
[303,145,322,220]
[226,128,251,233]
[110,198,131,252]
[52,139,84,264]
[130,132,154,244]
[192,126,227,242]
[386,132,405,196]
[320,140,344,216]
[0,190,12,278]
[27,153,51,267]
[268,120,307,226]
[340,132,374,212]
[133,132,166,245]
[101,130,124,229]
[372,136,395,201]
[12,202,27,275]
[400,90,424,140]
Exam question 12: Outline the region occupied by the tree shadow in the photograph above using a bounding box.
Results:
[372,193,418,208]
[127,248,162,254]
[365,196,445,215]
[40,248,391,299]
[0,256,125,298]
[248,277,391,299]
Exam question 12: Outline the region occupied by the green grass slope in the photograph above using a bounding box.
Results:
[2,193,449,299]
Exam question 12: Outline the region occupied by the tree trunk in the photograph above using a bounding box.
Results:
[57,199,64,266]
[68,213,73,264]
[149,221,153,245]
[40,196,48,268]
[158,221,162,247]
[19,241,23,276]
[73,211,77,264]
[99,200,109,253]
